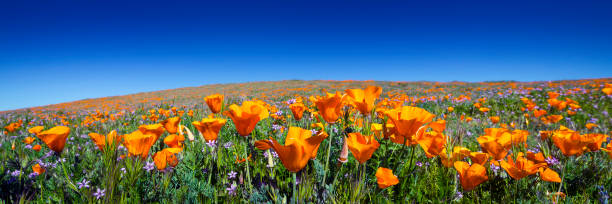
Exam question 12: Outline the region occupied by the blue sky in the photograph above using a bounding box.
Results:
[1,0,611,111]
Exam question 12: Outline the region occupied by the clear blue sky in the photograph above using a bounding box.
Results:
[1,0,611,111]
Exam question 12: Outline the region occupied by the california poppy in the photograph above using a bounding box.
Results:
[313,91,345,123]
[88,130,122,151]
[469,152,489,166]
[254,127,328,172]
[439,146,472,167]
[500,153,547,180]
[204,94,224,114]
[551,126,591,156]
[32,163,45,175]
[36,126,71,153]
[163,134,185,148]
[477,128,512,161]
[602,83,612,95]
[416,131,446,158]
[490,116,500,124]
[346,132,380,164]
[192,118,227,141]
[539,168,561,183]
[224,101,269,136]
[540,115,563,125]
[161,117,181,134]
[454,161,488,191]
[428,119,446,132]
[375,167,399,189]
[384,106,435,145]
[533,109,547,118]
[602,142,612,159]
[584,133,608,151]
[153,147,182,170]
[23,137,35,144]
[585,123,598,130]
[32,145,42,152]
[289,103,307,121]
[345,86,382,115]
[122,129,159,159]
[138,124,166,141]
[28,126,45,135]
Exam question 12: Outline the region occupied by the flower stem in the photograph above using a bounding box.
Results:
[292,172,298,204]
[322,123,332,185]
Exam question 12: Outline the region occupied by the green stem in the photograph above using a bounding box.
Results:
[245,136,252,193]
[322,123,333,185]
[292,172,298,204]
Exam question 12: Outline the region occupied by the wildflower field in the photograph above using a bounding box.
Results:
[1,79,611,203]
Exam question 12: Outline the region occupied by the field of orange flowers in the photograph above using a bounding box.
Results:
[1,79,611,203]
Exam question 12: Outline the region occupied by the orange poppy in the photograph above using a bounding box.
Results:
[602,142,612,159]
[428,119,446,132]
[551,126,591,156]
[603,83,612,95]
[375,167,399,189]
[469,152,489,166]
[345,86,382,115]
[23,137,35,144]
[204,94,224,114]
[500,153,547,180]
[254,127,328,172]
[163,134,185,148]
[32,145,42,152]
[161,117,181,134]
[439,146,471,167]
[384,106,435,146]
[122,129,159,159]
[192,118,227,141]
[547,98,567,111]
[540,115,563,125]
[153,147,182,170]
[314,91,345,123]
[346,132,380,164]
[224,101,269,136]
[138,124,166,141]
[533,109,547,118]
[490,116,500,124]
[88,130,122,151]
[454,161,488,191]
[289,103,307,121]
[28,126,45,135]
[32,163,45,175]
[447,107,454,112]
[584,133,608,151]
[539,168,561,183]
[585,123,598,130]
[416,131,446,158]
[36,126,71,153]
[477,128,512,161]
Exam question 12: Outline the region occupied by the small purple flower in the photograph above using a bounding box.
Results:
[545,157,560,166]
[226,183,237,196]
[310,129,318,135]
[76,178,90,189]
[10,170,21,177]
[272,124,282,131]
[93,188,105,200]
[224,142,233,149]
[275,110,283,117]
[415,161,423,167]
[120,167,126,174]
[228,171,237,179]
[28,172,39,178]
[287,99,296,105]
[490,163,500,173]
[206,140,217,149]
[144,161,155,172]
